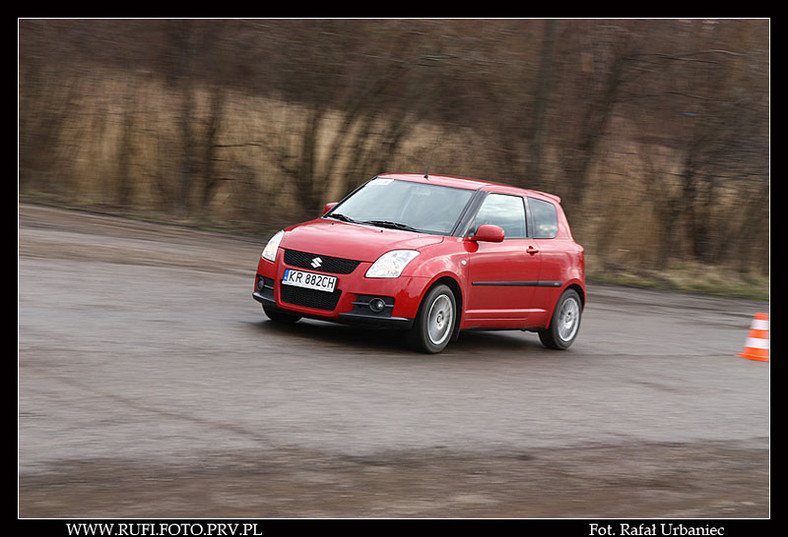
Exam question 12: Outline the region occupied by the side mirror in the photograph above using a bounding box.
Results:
[322,202,338,215]
[470,224,505,243]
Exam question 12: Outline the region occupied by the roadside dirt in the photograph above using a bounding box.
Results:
[20,442,768,519]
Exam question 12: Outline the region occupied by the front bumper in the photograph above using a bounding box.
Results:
[253,251,422,329]
[252,284,413,328]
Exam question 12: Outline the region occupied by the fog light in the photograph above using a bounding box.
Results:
[256,278,265,292]
[369,297,386,313]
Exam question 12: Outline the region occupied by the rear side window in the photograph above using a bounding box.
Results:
[529,198,558,239]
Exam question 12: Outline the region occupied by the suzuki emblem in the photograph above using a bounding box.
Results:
[310,257,323,269]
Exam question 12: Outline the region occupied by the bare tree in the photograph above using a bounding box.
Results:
[526,19,558,190]
[552,21,653,215]
[18,19,769,275]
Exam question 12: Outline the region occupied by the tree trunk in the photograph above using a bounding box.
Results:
[526,19,557,191]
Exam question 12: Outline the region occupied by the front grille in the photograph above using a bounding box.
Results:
[280,285,342,311]
[283,249,361,275]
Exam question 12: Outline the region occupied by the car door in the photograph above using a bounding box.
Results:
[528,196,565,314]
[465,193,542,325]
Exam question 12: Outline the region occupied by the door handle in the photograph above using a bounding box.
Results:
[527,245,539,255]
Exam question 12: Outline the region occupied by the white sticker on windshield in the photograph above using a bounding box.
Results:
[371,178,392,186]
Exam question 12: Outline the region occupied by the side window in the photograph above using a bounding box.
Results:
[529,198,558,239]
[472,194,527,239]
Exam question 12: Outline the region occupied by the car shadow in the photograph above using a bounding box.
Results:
[252,316,549,358]
[252,317,414,354]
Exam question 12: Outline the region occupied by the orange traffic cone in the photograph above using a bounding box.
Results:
[738,313,769,362]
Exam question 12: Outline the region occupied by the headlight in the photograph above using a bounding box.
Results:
[261,230,284,262]
[366,250,419,278]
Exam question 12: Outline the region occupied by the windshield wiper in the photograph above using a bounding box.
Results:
[328,214,421,233]
[327,213,357,223]
[361,220,421,233]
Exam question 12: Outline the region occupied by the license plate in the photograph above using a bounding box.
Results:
[282,269,337,293]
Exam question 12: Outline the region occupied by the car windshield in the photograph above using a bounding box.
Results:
[326,178,475,235]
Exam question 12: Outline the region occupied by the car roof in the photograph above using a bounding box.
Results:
[376,173,562,204]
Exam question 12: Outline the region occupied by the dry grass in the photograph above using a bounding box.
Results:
[20,69,769,300]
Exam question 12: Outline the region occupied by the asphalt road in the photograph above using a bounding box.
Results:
[18,203,770,519]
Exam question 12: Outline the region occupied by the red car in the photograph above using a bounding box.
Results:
[253,173,585,353]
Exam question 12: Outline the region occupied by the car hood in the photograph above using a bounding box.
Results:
[282,219,444,262]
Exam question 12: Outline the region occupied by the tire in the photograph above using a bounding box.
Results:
[409,284,457,354]
[538,289,582,350]
[263,304,302,324]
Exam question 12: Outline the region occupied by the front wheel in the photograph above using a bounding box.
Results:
[538,289,582,350]
[409,284,456,354]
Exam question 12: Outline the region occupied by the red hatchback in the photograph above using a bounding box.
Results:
[253,173,585,353]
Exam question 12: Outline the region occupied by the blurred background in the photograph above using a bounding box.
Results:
[18,19,769,295]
